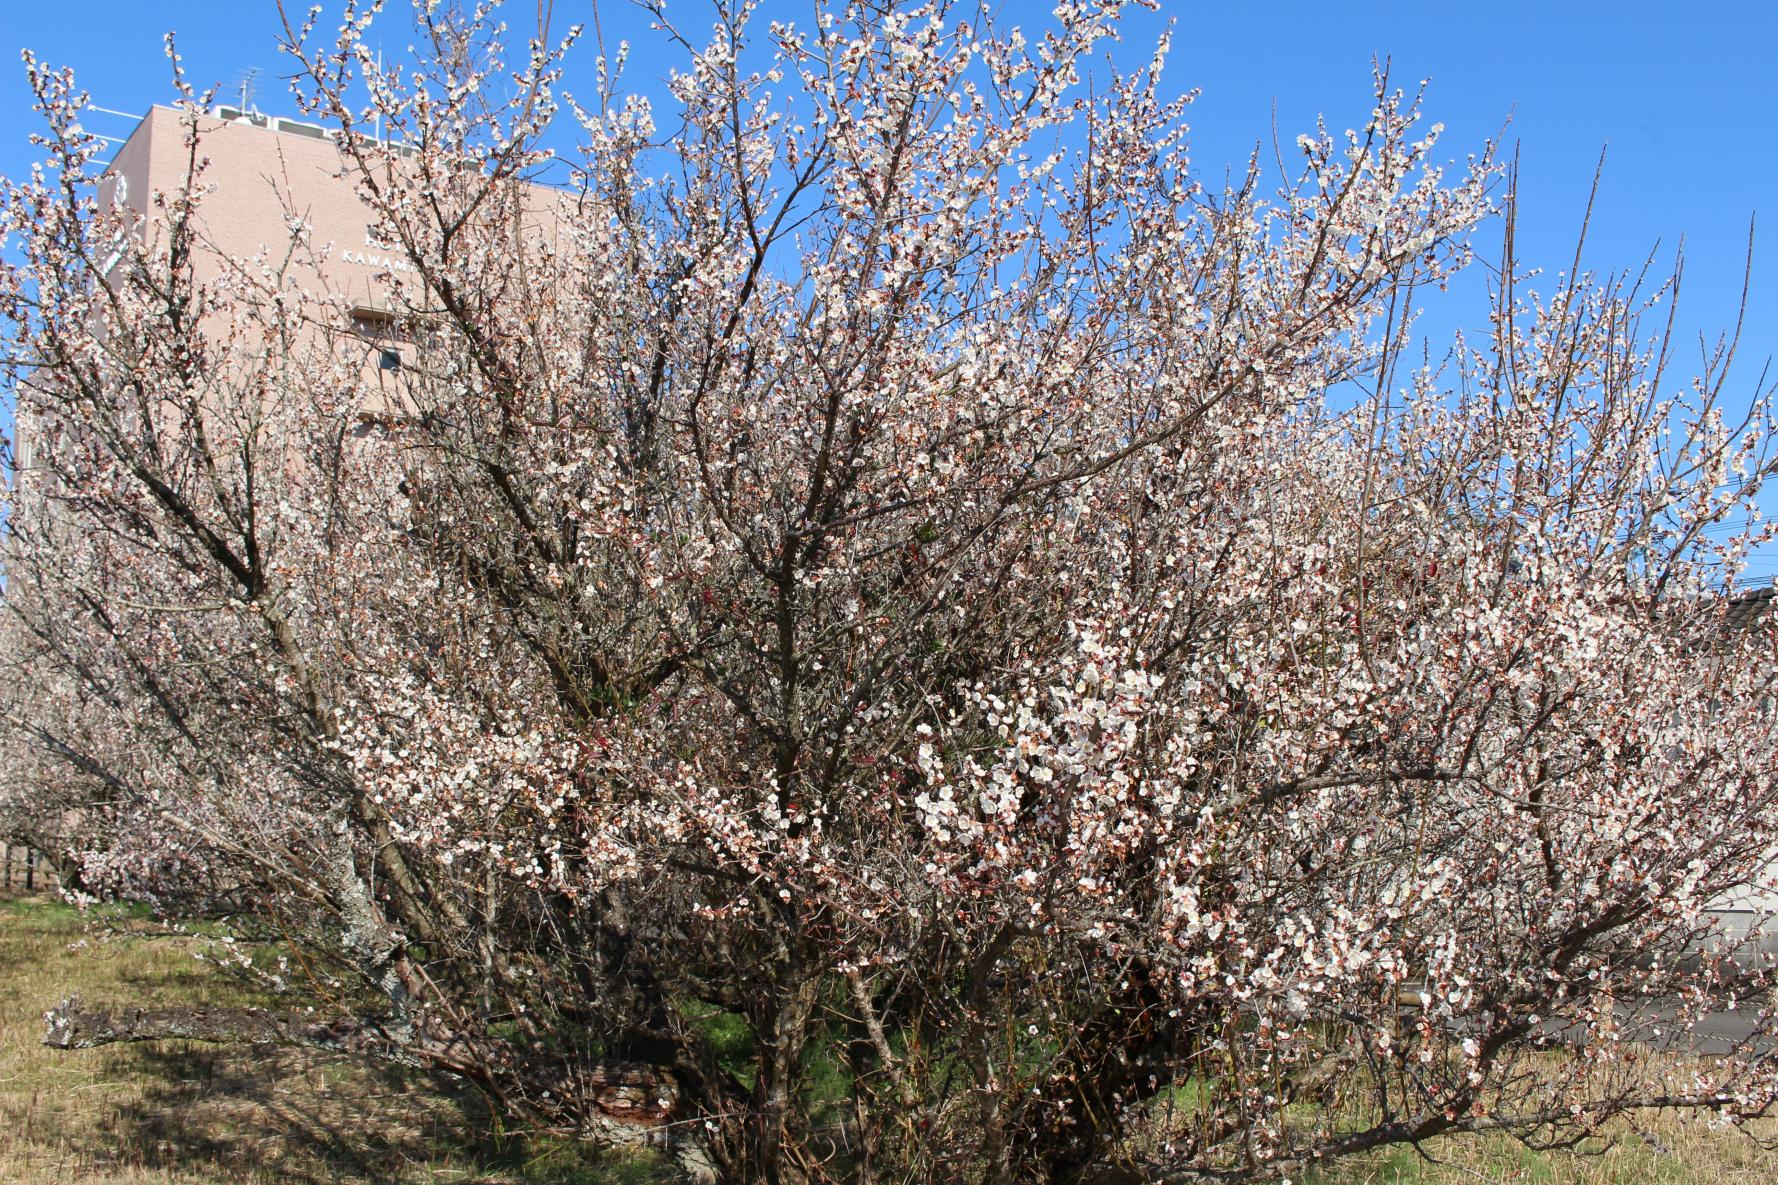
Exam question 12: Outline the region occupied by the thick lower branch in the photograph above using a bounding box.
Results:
[43,996,412,1059]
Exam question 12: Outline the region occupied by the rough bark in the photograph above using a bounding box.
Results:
[43,996,414,1059]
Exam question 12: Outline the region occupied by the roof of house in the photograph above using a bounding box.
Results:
[1725,586,1776,634]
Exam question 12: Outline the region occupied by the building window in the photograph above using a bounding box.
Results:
[352,305,397,337]
[378,348,402,372]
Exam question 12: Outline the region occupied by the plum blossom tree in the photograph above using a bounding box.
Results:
[4,1,1778,1182]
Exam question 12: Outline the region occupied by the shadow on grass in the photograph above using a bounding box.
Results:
[98,1044,443,1182]
[0,898,671,1184]
[84,1042,669,1183]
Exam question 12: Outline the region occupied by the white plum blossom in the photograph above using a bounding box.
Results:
[2,3,1777,1182]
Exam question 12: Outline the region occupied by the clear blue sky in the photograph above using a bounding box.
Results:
[4,0,1777,575]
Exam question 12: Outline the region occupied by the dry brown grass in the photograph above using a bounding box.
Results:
[1292,1064,1778,1184]
[1307,1112,1778,1185]
[0,895,666,1184]
[4,894,1776,1183]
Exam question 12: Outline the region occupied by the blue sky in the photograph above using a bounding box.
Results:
[3,0,1777,576]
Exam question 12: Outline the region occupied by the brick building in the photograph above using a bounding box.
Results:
[101,105,426,366]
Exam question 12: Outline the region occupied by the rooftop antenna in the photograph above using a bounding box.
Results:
[236,67,262,114]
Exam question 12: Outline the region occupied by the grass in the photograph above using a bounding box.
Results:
[5,892,1778,1184]
[1303,1114,1778,1185]
[1281,1069,1778,1185]
[0,895,670,1184]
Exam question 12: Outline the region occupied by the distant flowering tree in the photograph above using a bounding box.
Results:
[5,2,1778,1182]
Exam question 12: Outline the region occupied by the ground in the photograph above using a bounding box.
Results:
[2,895,1774,1184]
[0,896,668,1184]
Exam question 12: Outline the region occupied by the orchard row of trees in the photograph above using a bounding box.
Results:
[3,2,1777,1181]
